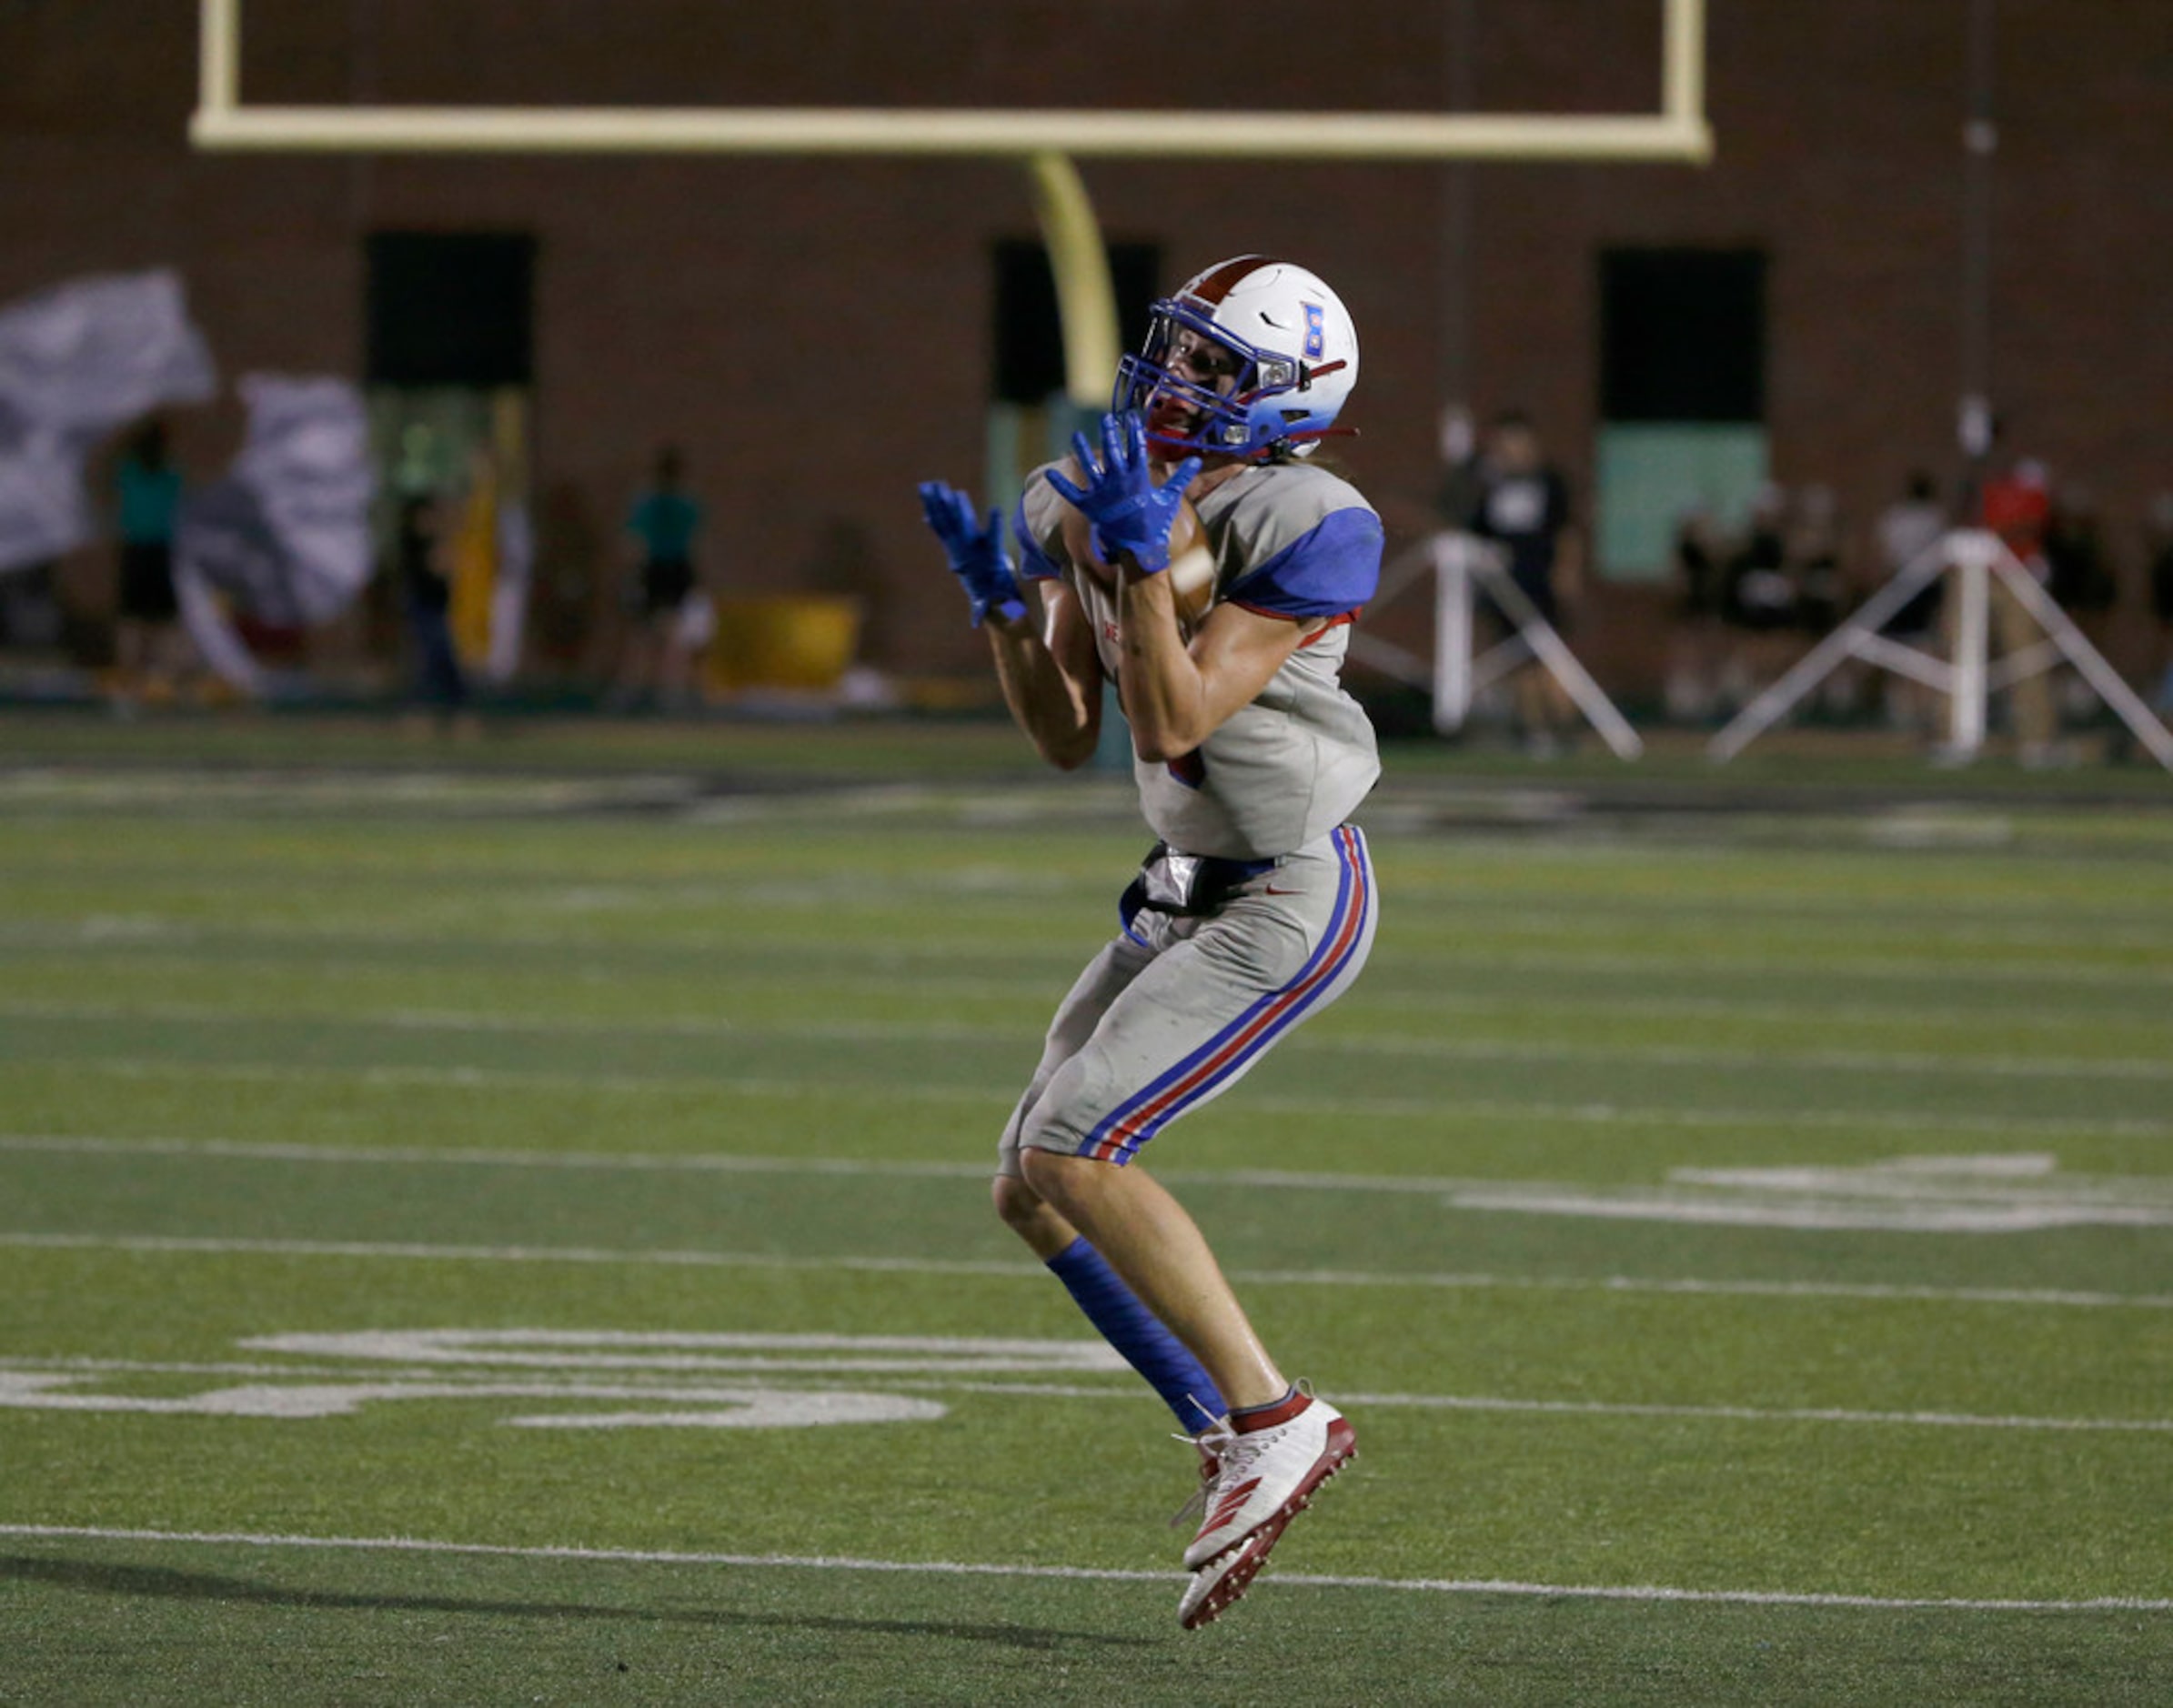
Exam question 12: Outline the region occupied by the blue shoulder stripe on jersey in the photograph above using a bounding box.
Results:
[1011,496,1062,582]
[1226,506,1383,619]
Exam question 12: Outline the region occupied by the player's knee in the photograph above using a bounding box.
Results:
[993,1166,1092,1261]
[991,1171,1044,1234]
[1017,1143,1095,1209]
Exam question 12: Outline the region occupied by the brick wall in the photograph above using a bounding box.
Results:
[3,1,2167,688]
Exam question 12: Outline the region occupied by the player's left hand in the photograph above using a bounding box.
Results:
[1044,413,1202,575]
[917,481,1028,628]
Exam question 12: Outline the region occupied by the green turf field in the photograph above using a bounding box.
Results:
[2,717,2168,1704]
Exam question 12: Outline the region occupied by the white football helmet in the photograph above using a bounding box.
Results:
[1114,256,1359,461]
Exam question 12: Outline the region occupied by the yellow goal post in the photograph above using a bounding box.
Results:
[190,0,1710,405]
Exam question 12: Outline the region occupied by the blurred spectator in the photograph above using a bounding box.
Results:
[2044,483,2118,703]
[396,491,469,732]
[2147,492,2173,714]
[110,418,193,707]
[1875,470,1948,630]
[1872,469,1950,733]
[1716,482,1796,708]
[530,477,603,683]
[1431,403,1485,539]
[1465,409,1582,755]
[1974,454,2060,764]
[1981,456,2051,575]
[612,444,709,710]
[1791,483,1859,714]
[1789,484,1846,635]
[1664,503,1728,722]
[1723,483,1794,629]
[2046,485,2115,616]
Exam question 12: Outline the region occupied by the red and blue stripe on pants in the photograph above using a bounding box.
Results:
[1082,823,1374,1165]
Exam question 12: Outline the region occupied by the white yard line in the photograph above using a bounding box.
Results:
[12,1134,2173,1212]
[5,944,2161,1036]
[5,1228,2168,1311]
[1,1358,2162,1435]
[796,1377,2173,1433]
[1326,1392,2173,1434]
[0,1230,1031,1277]
[8,998,2171,1081]
[0,1524,2164,1613]
[13,914,2173,990]
[0,1132,988,1181]
[0,1357,550,1380]
[75,1057,1002,1105]
[34,1060,2173,1141]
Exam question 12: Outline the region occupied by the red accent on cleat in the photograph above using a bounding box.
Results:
[1199,1477,1262,1536]
[1178,1429,1358,1627]
[1184,1403,1354,1568]
[1229,1388,1313,1433]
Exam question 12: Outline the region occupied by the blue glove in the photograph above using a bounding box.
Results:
[917,480,1027,628]
[1043,412,1202,574]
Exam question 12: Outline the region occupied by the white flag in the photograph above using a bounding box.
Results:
[176,375,377,689]
[0,270,216,575]
[0,414,89,574]
[176,374,375,628]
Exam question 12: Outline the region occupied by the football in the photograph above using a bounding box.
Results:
[1162,497,1219,634]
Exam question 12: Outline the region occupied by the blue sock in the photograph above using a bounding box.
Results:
[1046,1237,1227,1433]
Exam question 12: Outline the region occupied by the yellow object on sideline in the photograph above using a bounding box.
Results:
[706,596,861,694]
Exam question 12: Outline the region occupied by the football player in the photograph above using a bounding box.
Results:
[918,256,1382,1628]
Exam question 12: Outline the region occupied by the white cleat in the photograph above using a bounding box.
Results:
[1181,1392,1355,1574]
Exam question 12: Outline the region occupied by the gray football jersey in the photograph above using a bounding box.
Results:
[1018,459,1383,859]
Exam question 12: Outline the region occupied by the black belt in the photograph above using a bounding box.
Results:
[1119,840,1278,932]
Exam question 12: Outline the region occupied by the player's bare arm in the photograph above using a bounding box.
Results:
[1115,578,1310,762]
[986,577,1102,770]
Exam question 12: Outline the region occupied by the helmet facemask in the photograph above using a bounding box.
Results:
[1115,297,1348,464]
[1121,299,1338,458]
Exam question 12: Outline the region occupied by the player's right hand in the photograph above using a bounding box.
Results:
[918,481,1028,628]
[1043,413,1202,575]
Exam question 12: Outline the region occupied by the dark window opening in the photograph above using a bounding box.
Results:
[1600,247,1766,423]
[367,231,536,388]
